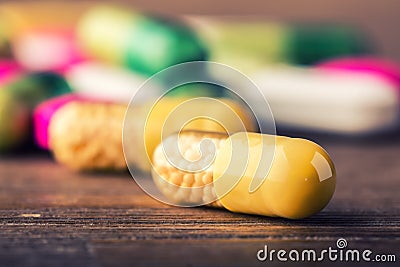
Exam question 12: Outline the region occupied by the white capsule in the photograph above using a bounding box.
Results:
[66,62,161,103]
[247,66,400,134]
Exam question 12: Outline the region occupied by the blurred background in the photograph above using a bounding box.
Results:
[122,0,400,61]
[0,0,400,176]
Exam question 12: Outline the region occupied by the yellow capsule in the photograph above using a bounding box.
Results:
[213,132,336,219]
[125,97,257,172]
[151,131,336,219]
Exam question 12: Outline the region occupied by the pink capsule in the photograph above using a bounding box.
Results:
[317,57,400,88]
[0,60,23,85]
[12,29,86,73]
[33,94,87,149]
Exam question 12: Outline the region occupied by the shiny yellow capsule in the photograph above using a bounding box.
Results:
[152,131,336,219]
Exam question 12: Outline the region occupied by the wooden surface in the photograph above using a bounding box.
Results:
[0,134,399,267]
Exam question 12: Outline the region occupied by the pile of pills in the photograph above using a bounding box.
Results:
[0,2,399,218]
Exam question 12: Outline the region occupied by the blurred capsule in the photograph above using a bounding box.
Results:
[165,83,224,98]
[77,5,207,75]
[49,102,127,171]
[5,72,71,108]
[0,66,25,151]
[0,2,92,61]
[187,17,369,72]
[33,94,87,150]
[186,17,287,74]
[12,29,85,72]
[317,56,400,87]
[0,90,30,151]
[0,72,72,152]
[47,96,255,171]
[0,60,22,85]
[248,65,399,134]
[124,97,257,172]
[65,61,161,103]
[286,25,369,65]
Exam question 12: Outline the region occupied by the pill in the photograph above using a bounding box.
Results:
[0,60,22,85]
[317,57,400,87]
[65,62,161,103]
[50,96,256,171]
[77,5,207,76]
[0,2,87,59]
[186,17,287,74]
[0,18,11,57]
[33,94,87,150]
[151,131,336,219]
[12,29,85,72]
[187,17,369,73]
[0,90,30,151]
[0,63,26,151]
[152,131,228,208]
[165,83,223,98]
[0,72,72,152]
[0,31,9,57]
[247,65,400,134]
[49,102,127,171]
[285,25,368,65]
[5,72,72,108]
[124,97,257,172]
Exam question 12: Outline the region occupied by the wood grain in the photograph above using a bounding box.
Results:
[0,136,399,266]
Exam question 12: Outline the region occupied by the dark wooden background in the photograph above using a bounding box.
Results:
[1,132,399,266]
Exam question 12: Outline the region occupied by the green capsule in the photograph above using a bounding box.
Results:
[0,72,71,152]
[165,83,224,98]
[7,72,71,108]
[286,25,369,65]
[77,5,207,76]
[0,90,30,151]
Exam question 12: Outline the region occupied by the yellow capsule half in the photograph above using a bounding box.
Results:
[213,132,336,219]
[125,97,257,172]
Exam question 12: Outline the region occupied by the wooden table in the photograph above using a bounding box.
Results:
[0,134,399,267]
